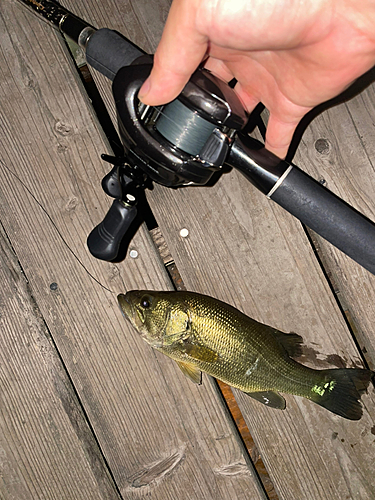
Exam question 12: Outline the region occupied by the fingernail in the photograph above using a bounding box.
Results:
[139,77,151,101]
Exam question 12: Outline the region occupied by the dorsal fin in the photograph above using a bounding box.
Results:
[270,329,304,357]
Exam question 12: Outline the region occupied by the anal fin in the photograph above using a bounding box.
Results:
[176,360,202,384]
[246,390,286,409]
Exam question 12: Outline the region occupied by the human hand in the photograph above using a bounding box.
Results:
[139,0,375,158]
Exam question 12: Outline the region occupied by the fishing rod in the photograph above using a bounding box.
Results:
[15,0,375,275]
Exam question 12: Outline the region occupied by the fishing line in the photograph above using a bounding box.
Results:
[0,160,114,294]
[154,100,217,156]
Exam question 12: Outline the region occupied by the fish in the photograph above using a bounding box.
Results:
[118,290,374,420]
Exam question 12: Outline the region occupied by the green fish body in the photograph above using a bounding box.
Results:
[118,290,373,420]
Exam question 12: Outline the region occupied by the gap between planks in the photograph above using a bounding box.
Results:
[66,38,275,499]
[149,226,279,500]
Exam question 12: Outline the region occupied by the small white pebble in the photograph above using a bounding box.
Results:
[180,228,189,238]
[129,249,138,258]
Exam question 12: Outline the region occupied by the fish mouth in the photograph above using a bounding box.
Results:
[117,293,133,318]
[118,293,142,330]
[117,292,145,331]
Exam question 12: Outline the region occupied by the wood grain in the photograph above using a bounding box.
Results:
[57,0,375,497]
[0,224,121,500]
[217,381,279,500]
[293,88,375,371]
[0,1,266,498]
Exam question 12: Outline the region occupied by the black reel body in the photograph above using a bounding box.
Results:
[113,59,248,187]
[16,2,375,274]
[88,54,375,275]
[88,59,248,261]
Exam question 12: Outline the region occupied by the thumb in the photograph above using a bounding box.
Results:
[139,0,208,105]
[265,113,302,160]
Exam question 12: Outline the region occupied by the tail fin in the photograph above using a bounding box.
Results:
[310,368,373,420]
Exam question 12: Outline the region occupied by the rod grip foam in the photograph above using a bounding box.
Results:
[86,28,144,80]
[271,167,375,274]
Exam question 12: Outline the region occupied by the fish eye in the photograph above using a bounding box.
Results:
[140,295,152,309]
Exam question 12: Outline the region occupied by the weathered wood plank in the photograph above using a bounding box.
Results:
[294,84,375,370]
[0,224,121,500]
[0,1,266,498]
[149,230,279,499]
[145,166,375,499]
[62,1,375,498]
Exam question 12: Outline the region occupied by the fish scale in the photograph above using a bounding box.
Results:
[184,295,299,392]
[118,290,374,420]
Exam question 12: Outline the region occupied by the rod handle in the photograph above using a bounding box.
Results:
[228,134,375,275]
[271,167,375,274]
[85,28,144,80]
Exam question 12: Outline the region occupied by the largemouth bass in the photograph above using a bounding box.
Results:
[118,290,373,420]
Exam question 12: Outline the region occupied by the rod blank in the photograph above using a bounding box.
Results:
[228,134,375,275]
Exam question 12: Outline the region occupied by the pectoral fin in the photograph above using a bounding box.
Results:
[182,343,218,363]
[246,390,286,410]
[176,360,202,384]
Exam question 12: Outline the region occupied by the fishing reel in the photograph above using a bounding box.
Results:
[87,56,249,261]
[15,0,375,274]
[86,51,375,275]
[28,0,371,274]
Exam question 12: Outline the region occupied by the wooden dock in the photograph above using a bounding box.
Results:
[1,0,374,498]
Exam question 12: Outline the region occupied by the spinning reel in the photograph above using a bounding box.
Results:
[17,0,375,275]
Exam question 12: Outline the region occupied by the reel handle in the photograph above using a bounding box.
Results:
[87,196,137,261]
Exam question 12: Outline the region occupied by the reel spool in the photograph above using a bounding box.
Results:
[113,58,248,187]
[155,99,219,156]
[88,61,248,261]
